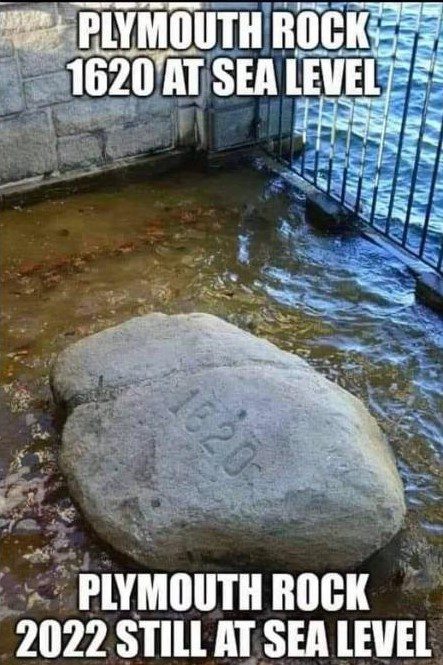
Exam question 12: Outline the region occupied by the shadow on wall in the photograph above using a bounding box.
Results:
[0,2,178,189]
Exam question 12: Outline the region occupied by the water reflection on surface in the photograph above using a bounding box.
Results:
[0,162,442,659]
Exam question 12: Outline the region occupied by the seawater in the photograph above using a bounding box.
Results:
[295,2,443,266]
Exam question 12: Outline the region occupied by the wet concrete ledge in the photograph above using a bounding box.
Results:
[415,271,443,314]
[0,149,194,210]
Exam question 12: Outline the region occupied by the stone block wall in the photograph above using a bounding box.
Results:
[0,1,295,193]
[0,2,197,191]
[206,1,295,152]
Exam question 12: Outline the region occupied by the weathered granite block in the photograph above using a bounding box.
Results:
[0,111,57,183]
[106,117,173,160]
[210,94,256,109]
[56,2,83,25]
[137,93,174,119]
[0,58,24,115]
[211,104,257,150]
[0,3,57,33]
[0,37,13,57]
[58,2,165,25]
[15,26,78,78]
[24,70,72,108]
[53,97,139,136]
[57,133,104,172]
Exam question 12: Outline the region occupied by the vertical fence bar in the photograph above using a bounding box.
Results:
[300,93,310,177]
[288,1,300,165]
[385,3,424,235]
[313,100,324,186]
[326,1,348,193]
[402,4,443,248]
[326,100,339,194]
[277,1,289,155]
[355,2,383,213]
[288,97,297,164]
[277,54,285,155]
[438,237,443,273]
[420,112,443,259]
[313,2,332,186]
[369,2,403,227]
[298,1,317,177]
[265,0,273,144]
[340,1,366,205]
[340,99,356,204]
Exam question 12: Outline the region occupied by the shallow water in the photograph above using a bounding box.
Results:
[0,161,442,660]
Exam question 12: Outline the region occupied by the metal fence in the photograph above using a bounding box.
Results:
[266,2,443,276]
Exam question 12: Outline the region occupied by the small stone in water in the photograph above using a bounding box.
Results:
[13,518,40,534]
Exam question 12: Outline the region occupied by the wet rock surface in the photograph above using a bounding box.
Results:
[52,313,406,571]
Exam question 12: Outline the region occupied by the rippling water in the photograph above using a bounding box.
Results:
[293,2,443,266]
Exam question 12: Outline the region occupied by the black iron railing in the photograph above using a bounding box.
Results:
[267,2,443,276]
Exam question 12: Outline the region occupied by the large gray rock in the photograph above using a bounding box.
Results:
[52,313,406,571]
